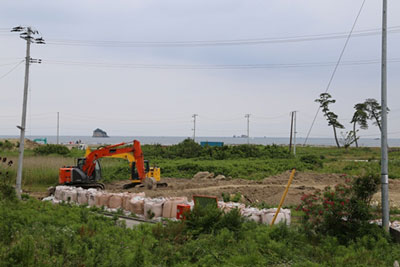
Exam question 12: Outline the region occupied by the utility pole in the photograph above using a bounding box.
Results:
[289,112,294,153]
[11,26,45,199]
[192,114,198,141]
[245,114,250,144]
[293,111,297,156]
[380,0,390,232]
[57,112,59,144]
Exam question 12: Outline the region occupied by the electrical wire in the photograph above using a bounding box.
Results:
[303,0,366,145]
[44,26,400,48]
[0,60,24,80]
[40,57,400,70]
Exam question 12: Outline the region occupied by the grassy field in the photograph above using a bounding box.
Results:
[1,142,400,191]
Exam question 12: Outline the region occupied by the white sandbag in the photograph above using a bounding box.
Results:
[42,196,54,202]
[128,196,145,215]
[54,186,70,200]
[87,189,98,207]
[63,189,77,203]
[221,202,245,213]
[144,198,165,219]
[77,189,88,205]
[121,192,146,211]
[162,197,188,218]
[261,208,291,225]
[108,194,123,209]
[95,192,111,208]
[242,208,262,223]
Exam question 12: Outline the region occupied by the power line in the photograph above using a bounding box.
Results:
[43,26,400,48]
[40,57,400,70]
[303,0,366,145]
[0,60,24,80]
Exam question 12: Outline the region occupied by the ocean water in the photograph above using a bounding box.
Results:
[1,135,399,147]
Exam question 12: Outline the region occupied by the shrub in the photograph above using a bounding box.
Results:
[0,140,14,150]
[0,157,16,201]
[300,154,323,168]
[33,144,70,156]
[297,173,381,243]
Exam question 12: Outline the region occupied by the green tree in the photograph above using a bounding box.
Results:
[315,93,344,148]
[364,98,389,132]
[350,103,368,148]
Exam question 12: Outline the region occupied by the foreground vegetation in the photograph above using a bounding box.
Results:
[1,139,400,190]
[1,142,400,266]
[1,196,399,266]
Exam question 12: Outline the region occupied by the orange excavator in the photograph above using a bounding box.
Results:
[59,140,166,190]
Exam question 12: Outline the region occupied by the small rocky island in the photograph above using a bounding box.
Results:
[92,128,109,138]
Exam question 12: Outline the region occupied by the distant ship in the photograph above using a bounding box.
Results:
[233,134,248,138]
[93,128,109,138]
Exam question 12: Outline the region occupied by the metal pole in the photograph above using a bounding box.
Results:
[381,0,390,232]
[192,114,198,141]
[289,112,294,153]
[293,111,297,156]
[245,114,250,144]
[16,28,31,199]
[57,112,59,144]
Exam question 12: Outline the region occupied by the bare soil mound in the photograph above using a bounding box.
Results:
[1,138,41,150]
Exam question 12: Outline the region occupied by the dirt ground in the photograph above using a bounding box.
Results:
[105,171,400,206]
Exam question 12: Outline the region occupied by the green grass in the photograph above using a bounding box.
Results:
[1,198,399,266]
[1,144,400,189]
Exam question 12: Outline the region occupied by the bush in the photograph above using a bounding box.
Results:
[33,144,70,156]
[0,157,16,201]
[297,173,381,243]
[300,154,323,168]
[0,140,14,150]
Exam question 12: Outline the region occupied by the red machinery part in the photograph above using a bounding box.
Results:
[176,204,191,220]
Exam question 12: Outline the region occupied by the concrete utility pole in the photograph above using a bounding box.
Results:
[192,114,198,141]
[57,112,60,144]
[293,111,297,156]
[380,0,390,232]
[289,112,294,153]
[11,26,45,199]
[245,114,250,144]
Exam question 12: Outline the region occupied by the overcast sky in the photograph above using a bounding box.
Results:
[1,0,399,139]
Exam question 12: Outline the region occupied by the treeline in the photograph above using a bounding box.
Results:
[142,139,290,160]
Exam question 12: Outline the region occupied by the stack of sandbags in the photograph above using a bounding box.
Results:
[162,197,188,218]
[76,187,88,205]
[144,198,165,219]
[63,188,78,203]
[108,193,124,209]
[122,192,146,210]
[241,207,262,223]
[261,208,291,225]
[128,196,146,215]
[220,202,245,213]
[95,192,111,208]
[54,186,70,201]
[87,189,98,207]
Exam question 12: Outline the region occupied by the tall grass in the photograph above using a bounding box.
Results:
[0,155,74,187]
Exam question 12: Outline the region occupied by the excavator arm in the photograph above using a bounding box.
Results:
[82,140,146,181]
